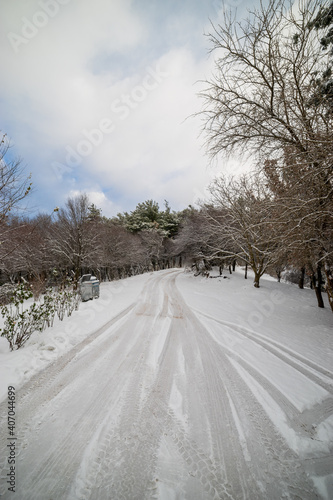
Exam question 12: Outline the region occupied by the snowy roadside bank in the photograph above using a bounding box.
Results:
[0,272,153,404]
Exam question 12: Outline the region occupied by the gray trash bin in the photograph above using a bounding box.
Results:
[79,274,100,301]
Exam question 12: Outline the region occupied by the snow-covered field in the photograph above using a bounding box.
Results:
[0,268,332,499]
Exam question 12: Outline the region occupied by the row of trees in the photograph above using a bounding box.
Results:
[175,171,333,311]
[0,150,332,311]
[0,192,186,296]
[180,0,332,311]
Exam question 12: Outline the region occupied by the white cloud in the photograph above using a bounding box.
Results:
[1,0,145,138]
[0,0,243,216]
[67,189,120,217]
[68,48,216,210]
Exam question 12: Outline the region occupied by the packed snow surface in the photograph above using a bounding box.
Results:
[0,268,332,499]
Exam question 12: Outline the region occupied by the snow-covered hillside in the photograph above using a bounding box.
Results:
[0,268,332,499]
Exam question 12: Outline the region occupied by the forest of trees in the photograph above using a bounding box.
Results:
[0,0,332,313]
[0,191,188,294]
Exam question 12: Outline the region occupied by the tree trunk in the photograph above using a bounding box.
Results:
[228,264,232,274]
[298,267,305,289]
[311,267,325,308]
[314,285,325,308]
[324,262,333,313]
[232,259,236,271]
[73,267,80,290]
[253,271,260,288]
[244,262,248,279]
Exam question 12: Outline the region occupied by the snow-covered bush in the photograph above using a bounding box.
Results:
[0,283,35,350]
[0,282,81,350]
[54,288,80,321]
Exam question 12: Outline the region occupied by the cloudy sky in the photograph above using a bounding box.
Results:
[0,0,249,218]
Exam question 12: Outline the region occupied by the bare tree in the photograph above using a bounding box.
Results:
[263,156,332,308]
[175,209,214,273]
[0,133,32,272]
[49,194,101,283]
[0,214,56,298]
[0,133,32,224]
[201,0,332,163]
[201,0,333,307]
[138,229,165,271]
[202,174,277,287]
[99,222,147,279]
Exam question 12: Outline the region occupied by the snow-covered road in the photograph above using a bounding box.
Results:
[0,269,332,499]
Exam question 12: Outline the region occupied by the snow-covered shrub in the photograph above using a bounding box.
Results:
[0,283,34,350]
[42,288,57,328]
[55,288,80,321]
[0,282,81,350]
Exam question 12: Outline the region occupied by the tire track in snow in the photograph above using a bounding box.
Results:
[193,309,333,391]
[0,302,139,496]
[0,315,156,498]
[172,275,320,499]
[190,309,333,459]
[0,271,174,499]
[0,269,327,499]
[72,271,181,499]
[71,270,234,500]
